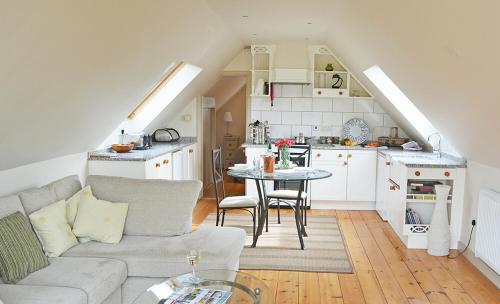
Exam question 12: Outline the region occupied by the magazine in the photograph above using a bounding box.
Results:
[161,287,232,304]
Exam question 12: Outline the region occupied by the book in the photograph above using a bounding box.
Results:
[160,287,232,304]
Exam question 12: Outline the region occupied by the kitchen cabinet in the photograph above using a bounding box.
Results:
[310,150,347,200]
[89,153,173,179]
[346,150,377,201]
[376,153,390,220]
[183,145,196,180]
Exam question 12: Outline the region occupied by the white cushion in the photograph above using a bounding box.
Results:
[72,196,128,244]
[66,185,93,228]
[220,196,258,208]
[29,200,78,257]
[267,190,308,199]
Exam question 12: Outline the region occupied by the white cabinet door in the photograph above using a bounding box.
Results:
[346,150,377,201]
[244,147,267,199]
[182,145,196,180]
[376,154,390,220]
[145,154,172,179]
[310,149,347,201]
[311,160,348,200]
[172,150,185,180]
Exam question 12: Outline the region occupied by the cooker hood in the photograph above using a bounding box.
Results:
[271,43,311,85]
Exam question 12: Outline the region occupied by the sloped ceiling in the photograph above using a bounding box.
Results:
[3,0,499,170]
[0,0,242,170]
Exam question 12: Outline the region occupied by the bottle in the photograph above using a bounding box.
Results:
[263,143,275,174]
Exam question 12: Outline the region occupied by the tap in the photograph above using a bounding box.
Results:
[427,132,442,158]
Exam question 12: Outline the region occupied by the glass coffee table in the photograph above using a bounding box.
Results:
[132,269,273,304]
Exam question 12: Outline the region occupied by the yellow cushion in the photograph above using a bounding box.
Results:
[29,200,78,257]
[72,197,128,244]
[66,185,94,227]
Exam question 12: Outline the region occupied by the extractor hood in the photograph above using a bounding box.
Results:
[271,43,311,84]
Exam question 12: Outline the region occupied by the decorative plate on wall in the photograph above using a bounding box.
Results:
[342,118,369,144]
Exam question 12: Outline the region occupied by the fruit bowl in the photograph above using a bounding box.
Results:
[111,144,134,153]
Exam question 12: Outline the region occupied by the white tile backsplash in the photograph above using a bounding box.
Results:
[269,125,291,138]
[261,111,281,124]
[322,112,343,126]
[292,98,313,111]
[250,84,404,141]
[281,111,301,125]
[271,98,292,111]
[333,98,354,112]
[292,125,312,137]
[312,98,333,112]
[353,99,374,112]
[302,112,323,125]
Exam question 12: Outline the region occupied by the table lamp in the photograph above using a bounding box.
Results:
[224,112,233,137]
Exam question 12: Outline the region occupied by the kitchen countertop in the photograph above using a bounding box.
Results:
[243,142,466,168]
[88,137,197,161]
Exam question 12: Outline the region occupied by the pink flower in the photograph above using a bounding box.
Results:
[274,138,295,148]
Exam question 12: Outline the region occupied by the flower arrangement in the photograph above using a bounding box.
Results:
[274,138,294,168]
[274,138,295,148]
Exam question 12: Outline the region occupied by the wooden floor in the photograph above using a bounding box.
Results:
[194,182,500,304]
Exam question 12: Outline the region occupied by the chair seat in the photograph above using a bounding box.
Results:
[220,196,258,208]
[267,190,308,200]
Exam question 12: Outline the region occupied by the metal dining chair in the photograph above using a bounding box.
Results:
[211,148,258,242]
[267,145,312,228]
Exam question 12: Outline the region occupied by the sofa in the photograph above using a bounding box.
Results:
[0,175,246,304]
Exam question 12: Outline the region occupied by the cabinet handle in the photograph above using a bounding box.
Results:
[338,154,343,158]
[317,90,322,95]
[155,163,160,168]
[343,161,348,166]
[389,185,396,191]
[348,154,352,158]
[189,149,193,153]
[316,153,321,157]
[444,171,450,177]
[163,160,169,165]
[415,171,421,176]
[385,161,391,166]
[339,91,343,95]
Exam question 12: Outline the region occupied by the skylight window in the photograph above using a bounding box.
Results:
[99,62,202,148]
[363,65,437,139]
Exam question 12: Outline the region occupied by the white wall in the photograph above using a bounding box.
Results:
[460,161,500,286]
[0,153,87,197]
[157,98,198,137]
[250,84,405,141]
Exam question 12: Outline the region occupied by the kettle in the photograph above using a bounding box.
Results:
[332,74,343,89]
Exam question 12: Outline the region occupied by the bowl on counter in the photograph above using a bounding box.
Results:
[111,143,134,153]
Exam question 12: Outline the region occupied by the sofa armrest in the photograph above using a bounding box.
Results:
[0,284,87,304]
[86,175,202,237]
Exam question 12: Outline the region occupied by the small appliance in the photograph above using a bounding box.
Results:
[153,128,181,142]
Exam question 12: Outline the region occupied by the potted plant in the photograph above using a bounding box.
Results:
[274,138,295,169]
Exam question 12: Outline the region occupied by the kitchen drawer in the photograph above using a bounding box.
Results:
[312,149,347,162]
[408,168,455,180]
[223,138,239,150]
[224,150,236,160]
[313,88,349,98]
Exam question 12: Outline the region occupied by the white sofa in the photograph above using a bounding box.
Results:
[0,175,246,304]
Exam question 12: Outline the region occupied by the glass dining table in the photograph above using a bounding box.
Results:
[227,168,332,250]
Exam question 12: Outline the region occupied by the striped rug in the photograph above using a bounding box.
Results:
[202,213,352,273]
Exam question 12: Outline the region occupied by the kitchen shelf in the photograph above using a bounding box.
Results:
[314,70,348,74]
[404,224,430,235]
[406,193,452,203]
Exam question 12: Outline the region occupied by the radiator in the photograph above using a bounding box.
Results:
[475,189,500,274]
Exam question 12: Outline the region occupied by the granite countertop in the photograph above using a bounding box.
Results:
[243,142,466,168]
[378,149,467,168]
[88,137,197,161]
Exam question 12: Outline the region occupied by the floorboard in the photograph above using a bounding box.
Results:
[193,183,499,304]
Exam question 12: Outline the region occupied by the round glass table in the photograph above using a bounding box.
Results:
[132,269,273,304]
[227,168,332,250]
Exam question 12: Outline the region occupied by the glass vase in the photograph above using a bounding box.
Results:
[280,146,291,169]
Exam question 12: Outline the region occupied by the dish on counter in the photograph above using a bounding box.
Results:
[342,118,369,145]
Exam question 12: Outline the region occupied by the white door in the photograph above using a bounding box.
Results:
[346,150,377,201]
[183,145,196,180]
[172,150,185,180]
[311,160,348,200]
[376,154,390,220]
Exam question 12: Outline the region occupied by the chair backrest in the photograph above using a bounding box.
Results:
[211,148,225,207]
[274,145,312,191]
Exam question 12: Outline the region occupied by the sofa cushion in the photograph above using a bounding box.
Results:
[66,185,93,227]
[0,284,87,304]
[64,225,246,277]
[0,195,25,218]
[44,175,82,201]
[0,212,49,284]
[86,175,202,237]
[17,257,126,304]
[18,187,57,215]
